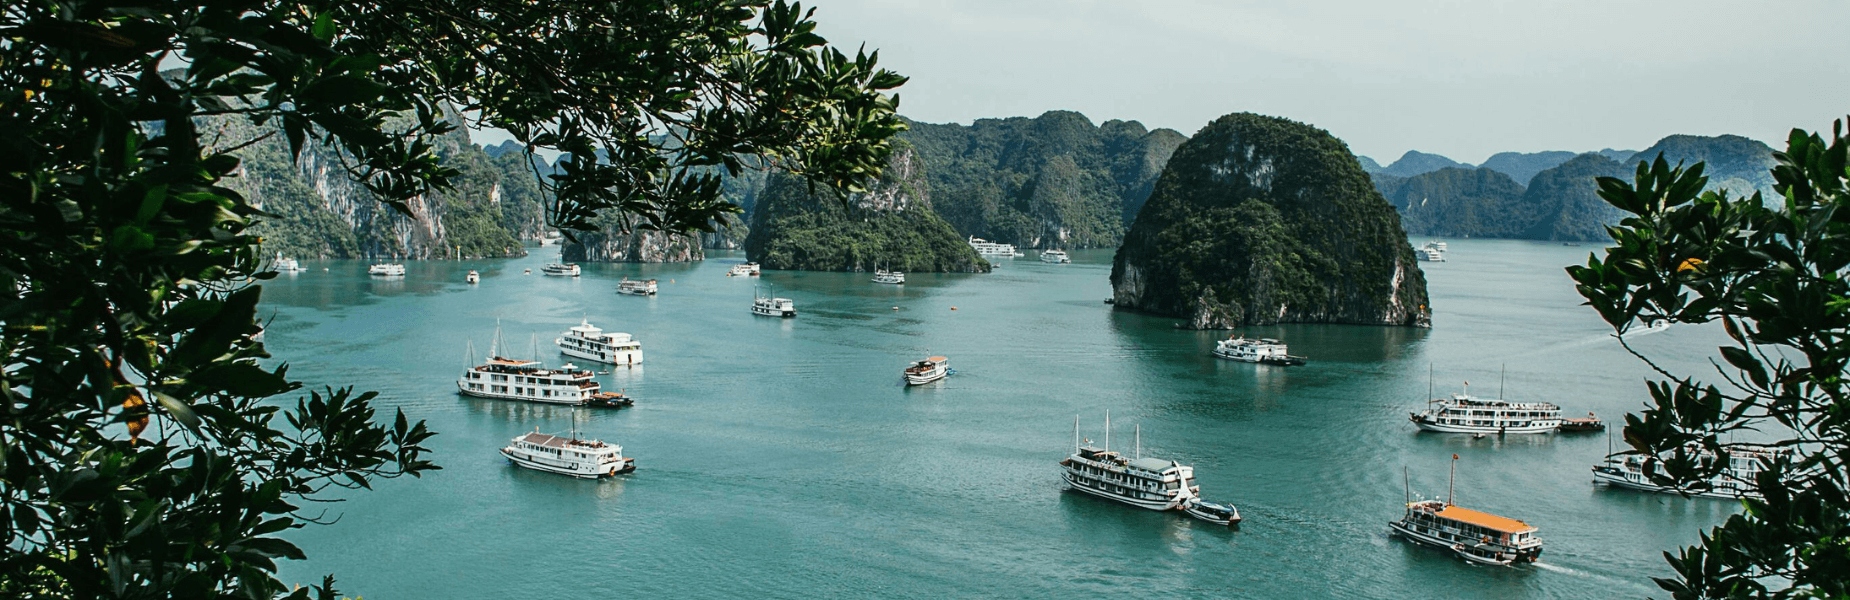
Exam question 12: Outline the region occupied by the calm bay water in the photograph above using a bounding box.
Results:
[265,240,1732,599]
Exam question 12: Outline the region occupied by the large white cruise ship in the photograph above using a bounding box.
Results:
[1212,336,1306,366]
[1592,444,1788,499]
[1410,386,1563,434]
[556,319,643,366]
[1059,415,1199,511]
[368,263,405,277]
[457,356,601,404]
[501,431,635,478]
[967,236,1021,257]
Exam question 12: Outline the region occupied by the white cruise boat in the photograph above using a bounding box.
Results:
[1426,240,1448,252]
[1416,246,1446,262]
[501,431,635,478]
[1039,249,1070,263]
[273,253,306,273]
[872,269,905,284]
[1391,499,1542,565]
[1410,386,1563,434]
[967,236,1021,257]
[727,262,761,277]
[617,278,658,296]
[751,285,795,318]
[1059,415,1200,511]
[1592,444,1788,499]
[457,356,601,404]
[542,263,581,277]
[466,270,480,284]
[555,318,643,364]
[903,356,949,385]
[1212,336,1306,366]
[556,320,643,366]
[368,263,405,277]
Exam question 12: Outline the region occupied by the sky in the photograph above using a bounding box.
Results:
[792,0,1850,165]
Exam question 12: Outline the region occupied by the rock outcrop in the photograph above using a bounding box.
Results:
[1110,113,1431,329]
[561,229,702,263]
[744,144,989,273]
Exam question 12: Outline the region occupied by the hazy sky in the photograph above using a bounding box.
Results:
[801,0,1850,165]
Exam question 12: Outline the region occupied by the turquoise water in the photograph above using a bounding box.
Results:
[265,240,1733,599]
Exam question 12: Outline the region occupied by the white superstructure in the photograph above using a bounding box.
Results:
[1040,250,1070,263]
[617,278,658,296]
[368,263,405,277]
[728,262,761,277]
[967,236,1021,257]
[542,263,581,277]
[501,431,635,478]
[457,357,600,404]
[273,253,305,272]
[1212,336,1305,366]
[1416,247,1446,262]
[872,269,905,284]
[556,320,643,366]
[466,270,480,284]
[904,356,949,385]
[1059,416,1200,511]
[1592,445,1788,499]
[1410,389,1563,434]
[751,285,796,317]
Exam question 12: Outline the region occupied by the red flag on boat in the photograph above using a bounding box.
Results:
[1452,453,1459,460]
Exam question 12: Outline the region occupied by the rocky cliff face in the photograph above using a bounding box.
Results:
[561,229,702,262]
[744,145,988,273]
[1111,113,1431,329]
[903,111,1186,250]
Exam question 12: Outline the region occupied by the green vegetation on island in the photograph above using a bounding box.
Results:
[745,145,989,273]
[1111,113,1431,329]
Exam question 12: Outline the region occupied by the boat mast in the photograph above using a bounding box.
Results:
[1134,424,1141,460]
[1073,416,1079,454]
[1499,364,1506,400]
[1403,466,1411,505]
[1104,410,1111,453]
[1448,453,1458,506]
[492,319,503,358]
[1428,363,1434,403]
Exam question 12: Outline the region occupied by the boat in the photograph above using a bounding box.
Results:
[1040,249,1070,264]
[586,392,634,409]
[555,319,644,366]
[1059,414,1200,511]
[1211,336,1306,366]
[457,356,602,405]
[368,263,405,277]
[727,262,761,277]
[872,268,905,284]
[1389,458,1543,566]
[750,285,796,318]
[1592,443,1787,499]
[500,431,635,478]
[1559,412,1604,431]
[1182,499,1242,526]
[967,236,1021,257]
[1416,247,1446,262]
[1426,240,1448,252]
[541,263,581,277]
[273,253,306,273]
[903,356,950,385]
[1409,385,1564,434]
[466,270,480,284]
[616,278,658,296]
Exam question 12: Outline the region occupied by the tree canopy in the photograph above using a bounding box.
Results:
[1568,120,1850,599]
[0,0,905,597]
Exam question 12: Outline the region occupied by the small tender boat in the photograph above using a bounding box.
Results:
[617,278,658,296]
[1559,413,1605,431]
[466,270,480,284]
[542,263,581,277]
[368,263,406,277]
[1183,499,1242,526]
[872,268,905,284]
[1040,249,1070,263]
[904,356,950,385]
[586,392,634,409]
[727,262,762,277]
[1212,336,1306,366]
[501,431,635,478]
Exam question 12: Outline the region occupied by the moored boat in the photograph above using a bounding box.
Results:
[1559,413,1604,431]
[457,356,601,405]
[368,263,406,277]
[586,392,634,409]
[556,319,643,366]
[1059,414,1200,511]
[501,431,635,478]
[1410,385,1563,434]
[1183,499,1242,526]
[872,268,905,284]
[542,263,581,277]
[617,278,658,296]
[903,356,950,385]
[727,262,761,277]
[1212,336,1306,366]
[1592,443,1787,499]
[1040,249,1070,263]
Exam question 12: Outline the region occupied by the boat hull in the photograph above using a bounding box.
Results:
[458,386,586,405]
[501,449,635,478]
[1060,469,1186,511]
[560,346,643,366]
[1388,520,1538,565]
[1410,416,1561,434]
[1591,467,1753,499]
[905,371,946,385]
[750,306,796,318]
